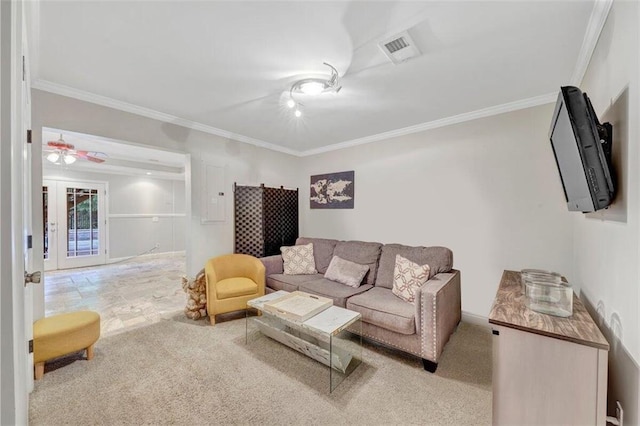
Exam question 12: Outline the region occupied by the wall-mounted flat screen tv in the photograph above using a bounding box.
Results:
[549,86,615,212]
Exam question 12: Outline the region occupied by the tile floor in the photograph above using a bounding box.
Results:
[44,252,188,336]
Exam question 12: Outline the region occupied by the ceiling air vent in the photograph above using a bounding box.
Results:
[384,37,409,53]
[378,31,421,65]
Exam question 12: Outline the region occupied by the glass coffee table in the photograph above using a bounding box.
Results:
[246,290,362,393]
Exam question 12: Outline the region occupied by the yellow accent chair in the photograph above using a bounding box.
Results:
[205,253,265,325]
[33,310,100,380]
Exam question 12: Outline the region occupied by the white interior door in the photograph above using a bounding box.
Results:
[21,7,35,394]
[44,180,106,270]
[1,0,31,422]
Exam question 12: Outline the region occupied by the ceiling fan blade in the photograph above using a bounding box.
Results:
[47,140,75,150]
[86,156,106,164]
[76,151,107,163]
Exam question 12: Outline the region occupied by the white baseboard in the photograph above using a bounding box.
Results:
[462,311,490,328]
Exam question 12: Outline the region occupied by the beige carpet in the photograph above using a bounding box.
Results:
[29,314,492,425]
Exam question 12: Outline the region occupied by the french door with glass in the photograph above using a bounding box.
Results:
[43,180,106,271]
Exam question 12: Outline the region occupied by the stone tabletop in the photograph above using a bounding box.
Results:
[248,291,361,336]
[303,306,360,336]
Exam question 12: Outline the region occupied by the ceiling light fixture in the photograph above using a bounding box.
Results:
[287,62,342,118]
[46,152,60,163]
[46,150,78,165]
[298,81,326,96]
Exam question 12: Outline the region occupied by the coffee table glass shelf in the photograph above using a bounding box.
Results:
[246,290,362,393]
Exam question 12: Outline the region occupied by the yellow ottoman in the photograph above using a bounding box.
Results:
[33,311,100,380]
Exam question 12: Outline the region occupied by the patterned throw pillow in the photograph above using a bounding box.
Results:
[281,243,318,275]
[392,254,430,304]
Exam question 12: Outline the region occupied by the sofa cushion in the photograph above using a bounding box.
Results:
[281,243,317,275]
[267,273,323,293]
[346,287,416,335]
[298,278,373,308]
[296,237,339,274]
[375,244,453,289]
[324,256,369,288]
[333,240,382,286]
[392,255,430,304]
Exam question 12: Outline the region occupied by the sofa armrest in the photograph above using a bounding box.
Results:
[416,270,461,363]
[260,254,284,276]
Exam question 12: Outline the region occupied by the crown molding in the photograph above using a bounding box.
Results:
[299,92,557,156]
[34,78,557,159]
[570,0,613,85]
[34,78,556,159]
[31,79,301,157]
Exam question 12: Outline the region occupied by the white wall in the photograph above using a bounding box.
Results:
[42,169,186,259]
[183,142,298,276]
[573,0,639,422]
[108,176,185,258]
[299,104,574,318]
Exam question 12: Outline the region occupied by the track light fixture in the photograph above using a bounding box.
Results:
[287,62,341,118]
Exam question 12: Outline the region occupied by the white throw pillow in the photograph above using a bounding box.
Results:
[281,243,317,275]
[324,256,369,288]
[392,254,430,304]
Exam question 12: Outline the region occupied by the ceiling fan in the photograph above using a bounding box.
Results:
[45,134,108,165]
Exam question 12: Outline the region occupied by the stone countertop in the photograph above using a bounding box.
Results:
[489,270,609,350]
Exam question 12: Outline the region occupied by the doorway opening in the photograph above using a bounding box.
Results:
[40,128,188,335]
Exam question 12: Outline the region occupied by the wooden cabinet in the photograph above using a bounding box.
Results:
[489,271,609,425]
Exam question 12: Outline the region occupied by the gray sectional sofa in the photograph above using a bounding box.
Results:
[260,237,461,372]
